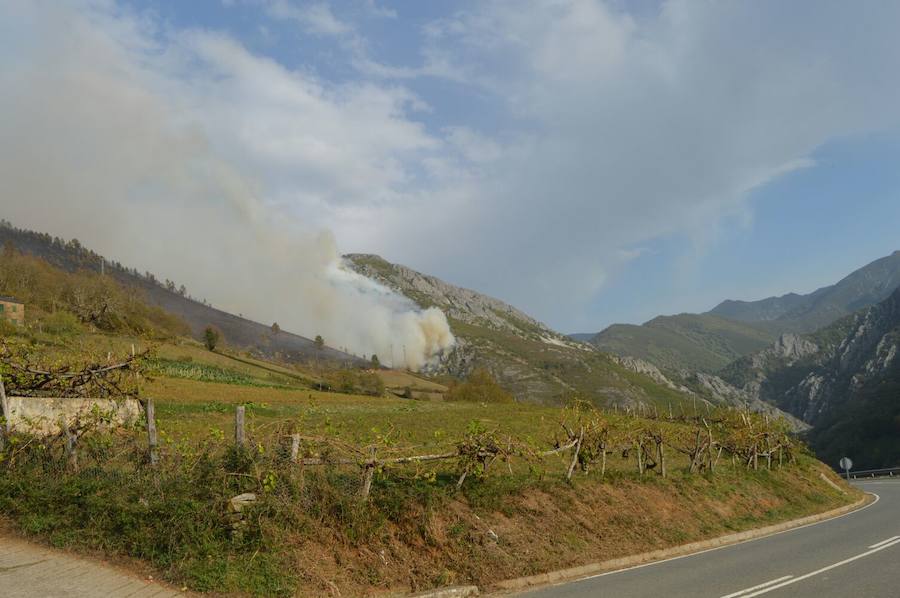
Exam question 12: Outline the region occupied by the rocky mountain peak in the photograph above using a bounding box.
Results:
[772,333,818,360]
[345,253,559,339]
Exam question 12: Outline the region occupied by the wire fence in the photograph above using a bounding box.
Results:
[0,392,802,503]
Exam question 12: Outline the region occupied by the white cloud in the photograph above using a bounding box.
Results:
[359,0,900,330]
[0,0,454,369]
[265,0,351,36]
[178,31,439,218]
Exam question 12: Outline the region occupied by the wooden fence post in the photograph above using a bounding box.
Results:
[657,439,666,478]
[566,427,584,481]
[235,405,245,448]
[290,433,300,463]
[145,399,159,466]
[0,375,8,452]
[635,440,644,475]
[360,446,376,500]
[62,420,78,471]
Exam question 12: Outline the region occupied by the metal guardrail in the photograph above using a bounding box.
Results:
[849,466,900,479]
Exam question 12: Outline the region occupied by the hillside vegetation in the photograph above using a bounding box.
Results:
[580,250,900,374]
[0,246,427,401]
[0,235,862,596]
[0,243,188,338]
[0,221,362,366]
[590,314,777,373]
[346,254,702,411]
[0,344,857,596]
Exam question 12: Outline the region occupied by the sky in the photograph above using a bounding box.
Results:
[2,0,900,336]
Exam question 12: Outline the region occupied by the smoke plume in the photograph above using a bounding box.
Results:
[0,1,454,370]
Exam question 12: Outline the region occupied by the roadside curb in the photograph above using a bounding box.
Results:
[410,585,480,597]
[490,492,872,594]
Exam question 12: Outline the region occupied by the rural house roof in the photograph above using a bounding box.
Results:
[0,296,23,303]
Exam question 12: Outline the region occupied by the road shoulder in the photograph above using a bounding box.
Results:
[0,533,184,598]
[491,492,874,595]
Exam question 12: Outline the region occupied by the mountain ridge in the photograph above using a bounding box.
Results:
[709,250,900,330]
[580,250,900,373]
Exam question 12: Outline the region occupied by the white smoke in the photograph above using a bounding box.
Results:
[0,0,454,370]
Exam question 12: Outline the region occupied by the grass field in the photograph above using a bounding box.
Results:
[149,377,577,455]
[0,329,862,597]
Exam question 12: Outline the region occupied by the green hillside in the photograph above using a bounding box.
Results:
[0,222,365,366]
[581,252,900,375]
[591,314,778,373]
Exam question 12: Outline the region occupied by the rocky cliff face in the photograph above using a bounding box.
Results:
[608,355,688,392]
[603,355,805,428]
[346,254,555,339]
[718,287,900,466]
[721,291,900,424]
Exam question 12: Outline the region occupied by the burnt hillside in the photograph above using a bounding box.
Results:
[0,221,363,366]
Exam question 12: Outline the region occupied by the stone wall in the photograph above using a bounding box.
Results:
[4,397,141,436]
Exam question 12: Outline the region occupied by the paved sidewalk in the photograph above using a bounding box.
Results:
[0,535,183,597]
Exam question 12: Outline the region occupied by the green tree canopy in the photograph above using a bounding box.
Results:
[447,368,514,403]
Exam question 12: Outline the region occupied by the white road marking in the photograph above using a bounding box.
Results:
[868,535,900,549]
[571,492,880,586]
[720,575,793,598]
[736,538,900,597]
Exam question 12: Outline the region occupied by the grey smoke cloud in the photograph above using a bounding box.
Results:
[0,0,454,370]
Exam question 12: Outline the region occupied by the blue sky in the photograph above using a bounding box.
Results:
[596,132,900,327]
[4,0,900,337]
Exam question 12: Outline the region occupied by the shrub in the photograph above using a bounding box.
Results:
[446,369,514,403]
[204,326,221,351]
[0,317,20,337]
[323,369,386,396]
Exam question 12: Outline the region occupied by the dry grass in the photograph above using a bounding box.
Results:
[1,332,861,596]
[273,459,857,595]
[375,369,448,393]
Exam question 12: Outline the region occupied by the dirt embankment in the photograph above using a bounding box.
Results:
[283,461,857,596]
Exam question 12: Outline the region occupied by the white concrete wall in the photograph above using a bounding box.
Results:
[4,397,141,436]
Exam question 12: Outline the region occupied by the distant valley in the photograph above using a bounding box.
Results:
[575,250,900,468]
[577,251,900,374]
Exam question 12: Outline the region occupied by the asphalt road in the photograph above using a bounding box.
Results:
[521,479,900,598]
